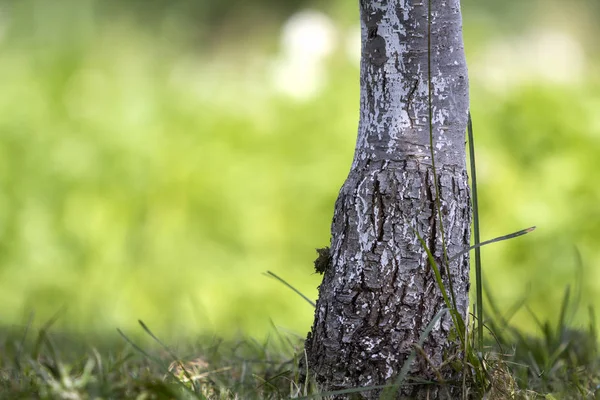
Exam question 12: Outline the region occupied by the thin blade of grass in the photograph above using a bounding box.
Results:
[91,347,105,383]
[265,271,316,308]
[117,328,168,369]
[380,308,450,400]
[413,228,451,310]
[500,285,531,327]
[116,328,204,399]
[138,320,198,392]
[107,351,134,373]
[481,278,513,346]
[14,311,34,370]
[425,0,457,313]
[569,248,584,327]
[32,306,66,359]
[268,319,299,358]
[556,286,571,342]
[467,112,484,353]
[449,226,536,263]
[589,305,597,340]
[412,227,464,339]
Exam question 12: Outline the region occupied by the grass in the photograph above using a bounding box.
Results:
[0,287,598,399]
[0,319,306,399]
[2,245,596,399]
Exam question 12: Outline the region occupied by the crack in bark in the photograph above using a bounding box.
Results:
[425,168,438,272]
[405,78,419,128]
[373,176,385,243]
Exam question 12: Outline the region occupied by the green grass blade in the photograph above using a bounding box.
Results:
[556,286,571,343]
[32,306,66,360]
[412,227,464,339]
[413,229,452,312]
[449,226,536,263]
[569,248,584,326]
[265,271,316,308]
[426,0,456,312]
[467,112,484,353]
[138,320,199,392]
[116,328,204,399]
[380,308,450,400]
[14,311,34,370]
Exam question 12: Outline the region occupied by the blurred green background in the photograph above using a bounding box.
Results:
[0,0,599,341]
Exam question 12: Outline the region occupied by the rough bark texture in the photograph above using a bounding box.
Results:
[305,0,470,398]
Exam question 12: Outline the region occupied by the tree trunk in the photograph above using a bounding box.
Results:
[305,1,470,398]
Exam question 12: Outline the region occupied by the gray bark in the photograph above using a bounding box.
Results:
[305,0,470,398]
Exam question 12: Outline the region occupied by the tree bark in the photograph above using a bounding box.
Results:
[305,1,470,398]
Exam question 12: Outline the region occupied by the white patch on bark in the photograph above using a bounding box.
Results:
[433,107,449,125]
[385,360,396,379]
[356,176,373,250]
[431,75,448,100]
[361,336,383,352]
[381,247,390,265]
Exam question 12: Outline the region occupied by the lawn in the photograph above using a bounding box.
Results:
[0,0,599,398]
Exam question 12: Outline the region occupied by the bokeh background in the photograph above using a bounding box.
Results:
[0,0,599,341]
